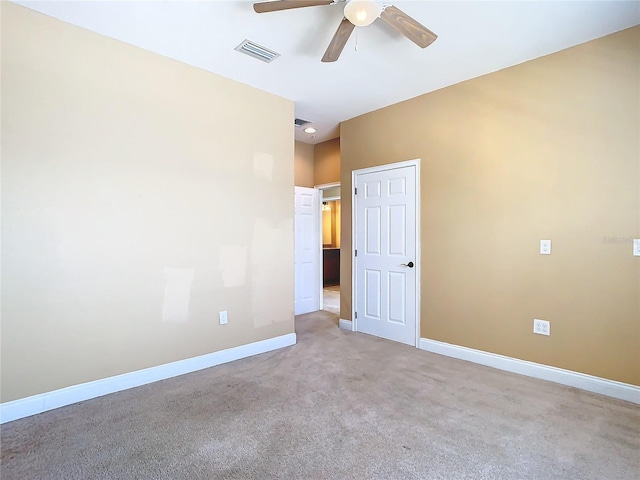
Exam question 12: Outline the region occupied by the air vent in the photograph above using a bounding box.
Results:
[235,39,281,63]
[294,118,311,128]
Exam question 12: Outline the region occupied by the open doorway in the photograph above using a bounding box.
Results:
[317,182,340,315]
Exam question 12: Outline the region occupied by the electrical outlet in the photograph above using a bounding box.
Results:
[219,311,228,325]
[633,239,640,257]
[540,240,551,255]
[533,319,550,336]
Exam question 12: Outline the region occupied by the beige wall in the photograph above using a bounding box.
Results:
[314,138,340,186]
[1,3,295,402]
[322,207,333,246]
[321,200,341,248]
[333,201,341,249]
[294,141,314,187]
[341,27,640,385]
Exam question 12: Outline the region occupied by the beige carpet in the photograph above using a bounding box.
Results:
[2,311,639,479]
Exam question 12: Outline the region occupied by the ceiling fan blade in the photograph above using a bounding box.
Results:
[254,0,334,14]
[322,18,356,62]
[379,5,437,49]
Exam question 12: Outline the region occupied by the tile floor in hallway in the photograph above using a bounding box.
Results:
[322,285,340,315]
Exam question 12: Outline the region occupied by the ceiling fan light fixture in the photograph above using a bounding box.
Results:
[344,0,381,27]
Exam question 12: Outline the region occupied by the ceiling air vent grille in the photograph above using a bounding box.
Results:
[235,39,281,63]
[294,118,311,128]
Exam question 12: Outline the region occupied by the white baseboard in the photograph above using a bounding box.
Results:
[419,338,640,405]
[339,318,354,331]
[1,333,297,424]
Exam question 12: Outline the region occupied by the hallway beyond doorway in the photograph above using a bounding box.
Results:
[322,285,339,315]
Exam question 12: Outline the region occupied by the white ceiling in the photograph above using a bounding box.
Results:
[14,0,640,144]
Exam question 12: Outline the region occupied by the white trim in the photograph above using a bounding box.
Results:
[351,159,421,346]
[413,162,421,348]
[419,338,640,405]
[351,167,357,331]
[1,333,297,424]
[316,182,341,308]
[339,318,354,331]
[351,159,419,176]
[314,181,340,190]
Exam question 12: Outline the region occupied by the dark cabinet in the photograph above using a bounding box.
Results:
[323,248,340,286]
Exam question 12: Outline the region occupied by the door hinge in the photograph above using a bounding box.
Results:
[354,187,357,195]
[355,312,357,319]
[355,249,357,257]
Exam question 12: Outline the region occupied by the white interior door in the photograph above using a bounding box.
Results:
[354,162,418,345]
[295,186,320,315]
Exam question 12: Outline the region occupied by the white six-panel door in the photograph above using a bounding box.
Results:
[295,187,320,315]
[354,162,418,346]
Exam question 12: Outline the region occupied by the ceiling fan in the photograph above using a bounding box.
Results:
[253,0,437,62]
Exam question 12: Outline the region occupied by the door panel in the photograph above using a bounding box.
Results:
[389,205,406,255]
[365,269,381,319]
[388,271,406,325]
[295,187,320,315]
[365,207,381,254]
[355,164,417,346]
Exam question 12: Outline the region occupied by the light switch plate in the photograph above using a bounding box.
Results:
[540,239,551,255]
[634,239,640,257]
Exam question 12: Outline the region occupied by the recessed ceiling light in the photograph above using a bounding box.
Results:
[304,127,317,134]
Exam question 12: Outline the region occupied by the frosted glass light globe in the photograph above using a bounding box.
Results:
[344,0,382,27]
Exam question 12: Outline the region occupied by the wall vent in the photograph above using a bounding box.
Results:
[235,39,281,63]
[294,118,312,128]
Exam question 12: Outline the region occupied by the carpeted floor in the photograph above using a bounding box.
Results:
[1,311,639,479]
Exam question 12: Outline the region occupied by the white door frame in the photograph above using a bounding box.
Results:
[351,159,421,347]
[315,182,341,310]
